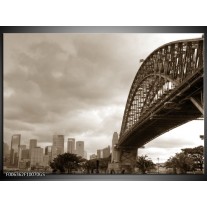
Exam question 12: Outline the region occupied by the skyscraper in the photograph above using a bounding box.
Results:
[45,146,52,161]
[67,138,75,154]
[111,132,119,162]
[30,147,43,167]
[29,139,37,150]
[76,141,84,158]
[102,146,110,158]
[18,145,26,166]
[29,139,37,159]
[53,135,64,155]
[97,149,102,159]
[10,134,21,167]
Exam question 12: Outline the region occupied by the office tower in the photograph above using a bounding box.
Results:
[18,145,26,165]
[30,147,43,167]
[29,139,37,159]
[67,138,75,154]
[76,141,84,158]
[51,146,62,160]
[45,146,52,161]
[43,155,50,166]
[97,149,102,159]
[10,134,21,167]
[45,146,52,155]
[111,132,119,162]
[29,139,37,149]
[21,149,30,160]
[53,135,64,155]
[102,146,110,158]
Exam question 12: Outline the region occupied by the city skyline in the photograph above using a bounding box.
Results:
[4,33,204,163]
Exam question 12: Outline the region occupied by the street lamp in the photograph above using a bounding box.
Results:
[157,157,159,174]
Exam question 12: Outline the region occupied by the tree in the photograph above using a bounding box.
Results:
[136,155,156,174]
[182,146,204,171]
[165,146,204,174]
[83,159,97,174]
[83,156,111,174]
[165,156,178,174]
[50,153,84,174]
[165,152,194,174]
[99,156,111,173]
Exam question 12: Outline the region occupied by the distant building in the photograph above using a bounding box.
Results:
[97,146,110,159]
[76,141,84,158]
[53,135,64,155]
[30,147,43,167]
[111,132,119,162]
[67,138,75,154]
[29,139,37,150]
[10,134,21,167]
[45,146,52,161]
[29,139,37,158]
[102,146,110,158]
[90,154,97,160]
[21,149,30,160]
[43,155,50,166]
[18,145,26,167]
[51,146,62,160]
[97,149,102,159]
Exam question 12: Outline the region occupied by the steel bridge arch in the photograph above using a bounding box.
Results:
[120,38,203,138]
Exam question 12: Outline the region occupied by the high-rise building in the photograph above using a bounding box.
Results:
[30,147,43,167]
[10,134,21,167]
[45,146,52,161]
[18,145,26,166]
[51,146,62,160]
[76,141,84,158]
[97,149,102,159]
[29,139,37,150]
[67,138,75,154]
[102,146,110,158]
[43,155,50,166]
[97,146,110,159]
[21,149,30,160]
[45,146,52,155]
[53,135,64,155]
[111,132,119,162]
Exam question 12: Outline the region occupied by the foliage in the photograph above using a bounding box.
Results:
[182,145,204,171]
[84,156,111,174]
[165,146,204,174]
[50,153,85,174]
[136,155,156,174]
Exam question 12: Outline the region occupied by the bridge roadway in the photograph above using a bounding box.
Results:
[118,67,203,149]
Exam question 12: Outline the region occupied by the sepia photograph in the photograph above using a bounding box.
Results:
[3,33,204,176]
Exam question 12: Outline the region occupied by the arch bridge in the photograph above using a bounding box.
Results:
[114,38,204,173]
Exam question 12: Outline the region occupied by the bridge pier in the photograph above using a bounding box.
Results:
[108,147,137,174]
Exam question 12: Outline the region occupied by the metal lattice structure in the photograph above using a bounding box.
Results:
[119,38,204,147]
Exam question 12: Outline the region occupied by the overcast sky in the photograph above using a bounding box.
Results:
[4,33,204,161]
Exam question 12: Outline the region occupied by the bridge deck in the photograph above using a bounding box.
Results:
[118,68,203,148]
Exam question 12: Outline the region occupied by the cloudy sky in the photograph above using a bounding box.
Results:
[4,33,204,161]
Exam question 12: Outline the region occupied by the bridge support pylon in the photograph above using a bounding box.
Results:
[108,147,137,174]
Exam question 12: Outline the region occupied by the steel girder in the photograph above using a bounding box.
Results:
[120,38,204,139]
